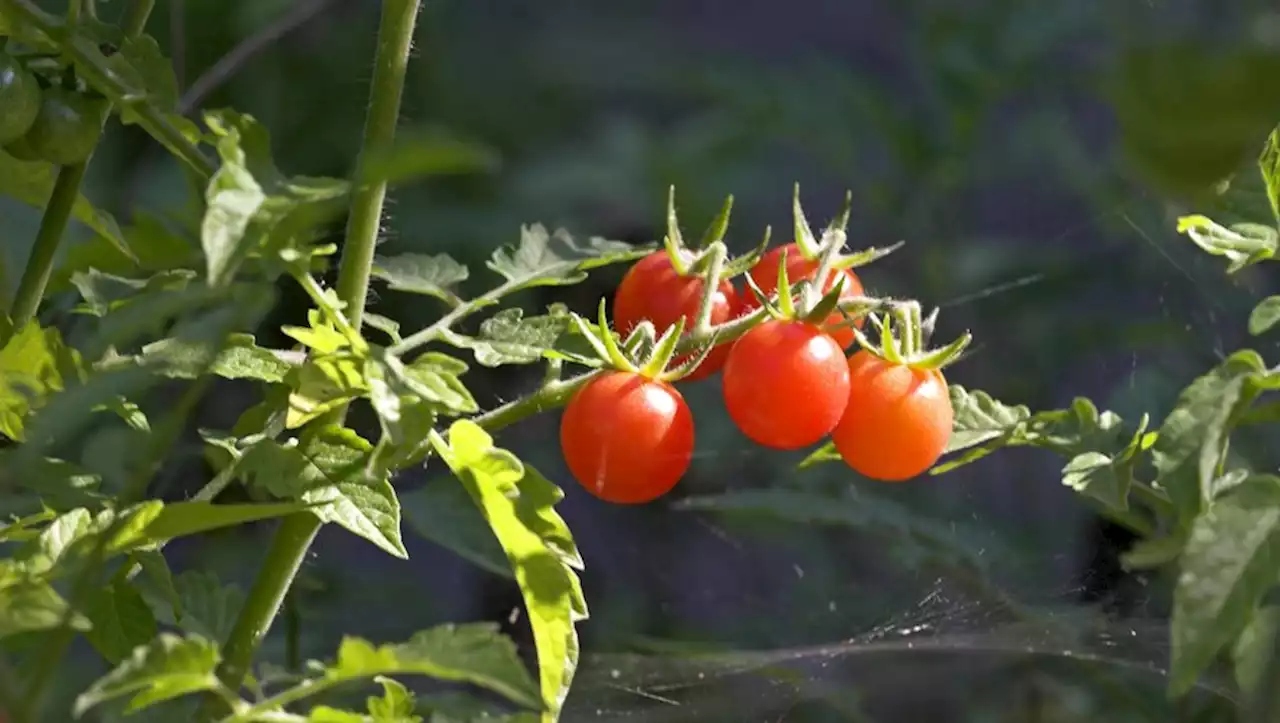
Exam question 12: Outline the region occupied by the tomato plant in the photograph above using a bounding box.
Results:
[722,319,850,449]
[560,370,695,503]
[0,50,40,145]
[831,350,953,481]
[740,242,865,348]
[612,250,739,381]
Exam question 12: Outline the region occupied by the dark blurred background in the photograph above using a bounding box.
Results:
[8,0,1280,720]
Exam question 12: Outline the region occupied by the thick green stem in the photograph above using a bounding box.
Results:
[8,163,87,332]
[203,0,421,714]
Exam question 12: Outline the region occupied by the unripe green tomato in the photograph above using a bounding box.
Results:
[23,87,107,166]
[3,135,42,162]
[0,51,42,145]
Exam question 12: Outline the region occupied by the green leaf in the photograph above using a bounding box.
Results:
[398,353,478,415]
[1061,451,1132,511]
[142,570,244,644]
[286,355,367,429]
[200,110,350,286]
[126,334,295,383]
[372,253,468,303]
[1177,215,1278,272]
[439,307,599,368]
[432,421,585,721]
[0,151,132,259]
[364,313,403,345]
[74,633,222,716]
[487,224,651,292]
[51,212,198,296]
[796,441,841,470]
[307,707,366,722]
[142,500,316,543]
[322,624,539,710]
[1261,125,1280,222]
[0,579,90,638]
[236,427,407,558]
[282,309,353,355]
[368,676,420,720]
[133,550,181,623]
[70,268,197,317]
[1234,605,1280,694]
[401,480,514,580]
[113,36,180,126]
[1250,296,1280,336]
[83,578,159,664]
[0,321,82,442]
[1170,477,1280,695]
[360,128,499,186]
[1152,351,1265,523]
[946,384,1033,452]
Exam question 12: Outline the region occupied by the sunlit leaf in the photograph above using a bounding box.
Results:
[487,224,651,292]
[0,579,90,639]
[0,321,83,442]
[1249,296,1280,336]
[372,253,468,303]
[432,421,585,721]
[236,426,406,558]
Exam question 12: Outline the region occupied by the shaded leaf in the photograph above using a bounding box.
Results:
[0,579,90,638]
[83,578,158,664]
[0,151,132,259]
[946,384,1032,452]
[74,633,221,716]
[142,570,244,644]
[126,333,295,383]
[1234,605,1280,694]
[71,268,197,317]
[401,480,514,580]
[439,307,599,368]
[1170,477,1280,695]
[372,253,468,303]
[361,128,499,186]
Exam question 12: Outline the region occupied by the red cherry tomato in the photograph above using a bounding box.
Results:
[613,251,739,381]
[741,242,865,348]
[832,350,953,481]
[560,370,694,504]
[721,319,850,450]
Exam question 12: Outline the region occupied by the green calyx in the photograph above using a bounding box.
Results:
[851,300,971,371]
[664,186,767,278]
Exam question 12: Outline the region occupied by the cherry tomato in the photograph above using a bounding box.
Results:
[22,87,106,166]
[613,251,740,381]
[721,319,850,450]
[560,370,694,504]
[741,243,865,348]
[0,51,41,145]
[831,350,953,481]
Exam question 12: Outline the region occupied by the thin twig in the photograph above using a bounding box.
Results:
[177,0,342,116]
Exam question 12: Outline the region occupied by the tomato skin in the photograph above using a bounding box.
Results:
[741,243,865,348]
[22,88,106,166]
[0,52,41,145]
[721,319,850,450]
[613,251,739,381]
[832,351,953,481]
[560,370,694,504]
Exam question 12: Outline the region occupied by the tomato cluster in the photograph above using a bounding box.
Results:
[0,51,105,166]
[560,240,956,504]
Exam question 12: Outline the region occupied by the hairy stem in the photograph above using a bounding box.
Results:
[690,243,726,336]
[204,0,422,714]
[8,163,87,333]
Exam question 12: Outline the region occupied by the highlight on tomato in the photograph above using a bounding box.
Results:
[740,242,865,348]
[721,318,850,450]
[831,349,954,481]
[559,370,695,504]
[612,250,740,382]
[0,51,42,146]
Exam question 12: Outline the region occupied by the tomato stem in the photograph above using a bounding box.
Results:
[7,162,88,336]
[691,242,727,336]
[800,224,847,315]
[201,0,423,717]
